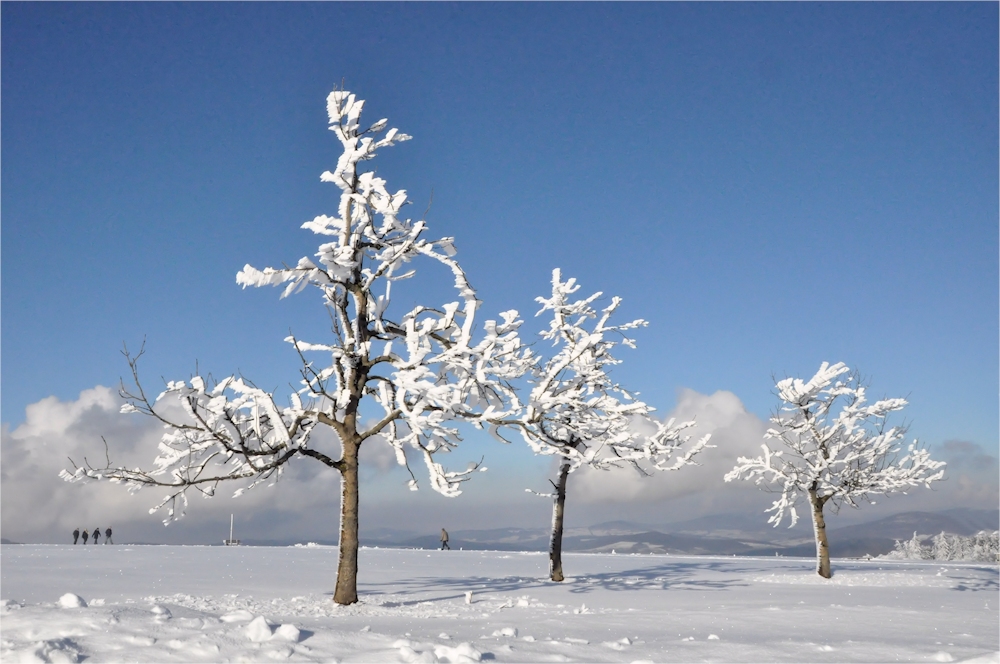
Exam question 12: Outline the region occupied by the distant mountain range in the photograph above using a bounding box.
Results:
[232,507,997,558]
[6,508,995,555]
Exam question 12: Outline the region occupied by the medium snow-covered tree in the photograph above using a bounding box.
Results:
[62,89,532,605]
[504,269,711,581]
[725,362,946,578]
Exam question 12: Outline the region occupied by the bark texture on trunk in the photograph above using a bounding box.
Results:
[334,438,361,604]
[808,486,832,579]
[549,459,571,582]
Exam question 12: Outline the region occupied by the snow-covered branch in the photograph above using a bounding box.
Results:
[61,345,320,524]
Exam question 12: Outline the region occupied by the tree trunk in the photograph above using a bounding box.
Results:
[334,437,361,604]
[808,486,832,579]
[549,459,571,582]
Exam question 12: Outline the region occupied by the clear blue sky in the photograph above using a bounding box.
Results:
[3,4,997,475]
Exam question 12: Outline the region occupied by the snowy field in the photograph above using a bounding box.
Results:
[1,545,997,663]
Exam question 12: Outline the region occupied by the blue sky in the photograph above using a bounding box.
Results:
[2,4,997,542]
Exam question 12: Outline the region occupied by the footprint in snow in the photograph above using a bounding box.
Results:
[20,638,84,663]
[601,637,631,650]
[167,638,221,656]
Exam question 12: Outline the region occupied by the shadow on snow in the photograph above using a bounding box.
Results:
[355,559,756,600]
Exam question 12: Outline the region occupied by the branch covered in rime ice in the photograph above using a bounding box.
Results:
[63,90,534,521]
[724,361,946,528]
[505,269,711,478]
[61,344,319,524]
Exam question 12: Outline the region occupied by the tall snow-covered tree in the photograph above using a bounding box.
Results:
[725,362,946,578]
[62,89,532,605]
[505,270,711,581]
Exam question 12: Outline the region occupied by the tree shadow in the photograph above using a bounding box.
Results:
[374,593,472,607]
[951,577,998,592]
[359,559,759,599]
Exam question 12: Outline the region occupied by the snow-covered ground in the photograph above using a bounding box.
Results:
[1,544,997,663]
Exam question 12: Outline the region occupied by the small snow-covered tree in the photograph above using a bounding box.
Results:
[62,89,532,605]
[725,362,946,578]
[885,532,932,560]
[931,531,958,560]
[504,270,711,581]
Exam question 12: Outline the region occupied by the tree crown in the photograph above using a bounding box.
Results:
[725,361,946,527]
[61,89,534,519]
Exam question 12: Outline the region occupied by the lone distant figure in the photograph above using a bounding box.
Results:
[73,528,80,545]
[105,527,113,545]
[92,528,101,544]
[440,528,450,550]
[81,529,89,544]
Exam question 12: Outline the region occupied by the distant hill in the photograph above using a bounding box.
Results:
[656,513,806,541]
[939,508,1000,533]
[828,510,997,542]
[139,507,997,556]
[389,528,551,552]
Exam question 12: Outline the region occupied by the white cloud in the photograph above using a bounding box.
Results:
[0,387,421,544]
[571,389,771,515]
[898,439,999,512]
[2,386,164,543]
[3,386,993,544]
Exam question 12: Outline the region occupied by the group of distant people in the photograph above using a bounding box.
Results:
[72,527,112,545]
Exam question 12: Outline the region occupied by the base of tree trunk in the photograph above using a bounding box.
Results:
[548,460,570,583]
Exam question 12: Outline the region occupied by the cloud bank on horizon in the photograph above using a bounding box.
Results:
[3,385,995,545]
